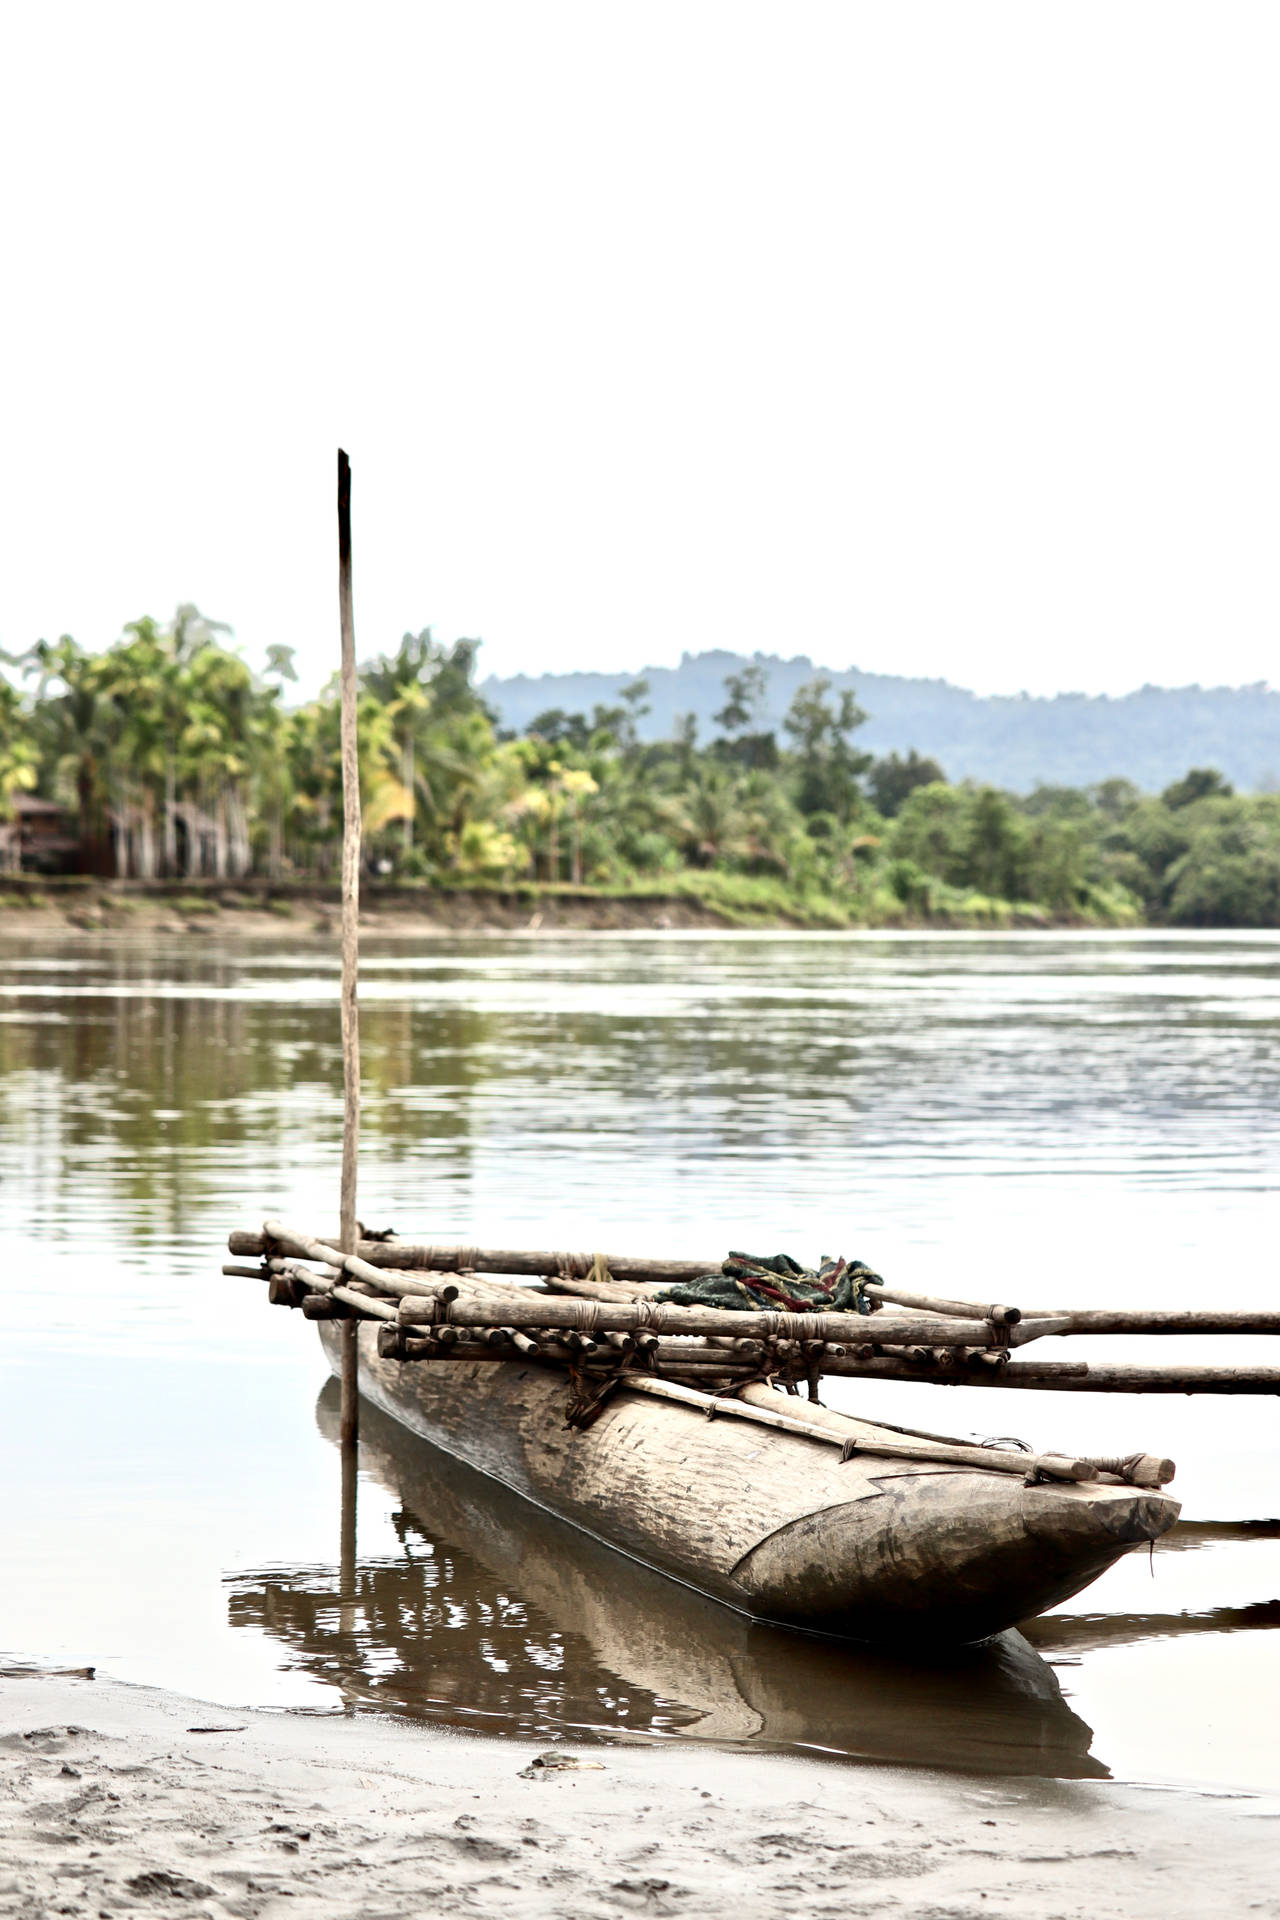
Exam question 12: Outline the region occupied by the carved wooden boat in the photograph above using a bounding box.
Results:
[231,1382,1110,1776]
[321,1323,1180,1646]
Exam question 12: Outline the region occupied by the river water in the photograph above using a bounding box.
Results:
[2,929,1277,1787]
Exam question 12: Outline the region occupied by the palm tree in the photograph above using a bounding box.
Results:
[0,679,38,869]
[10,636,109,862]
[361,632,488,862]
[674,768,750,867]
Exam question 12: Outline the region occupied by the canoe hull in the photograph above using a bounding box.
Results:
[321,1325,1179,1645]
[277,1383,1108,1775]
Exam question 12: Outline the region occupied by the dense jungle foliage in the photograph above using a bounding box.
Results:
[2,608,1277,927]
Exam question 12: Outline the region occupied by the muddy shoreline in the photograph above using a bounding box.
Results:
[0,893,735,939]
[0,875,1122,936]
[3,1672,1278,1918]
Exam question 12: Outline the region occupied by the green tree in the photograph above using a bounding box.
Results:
[360,632,490,862]
[889,781,969,884]
[1165,832,1280,925]
[1162,767,1234,809]
[712,665,778,771]
[714,665,766,734]
[1092,777,1141,820]
[868,750,946,818]
[615,678,651,758]
[0,678,39,864]
[527,708,591,751]
[783,678,870,821]
[11,636,110,858]
[962,787,1029,900]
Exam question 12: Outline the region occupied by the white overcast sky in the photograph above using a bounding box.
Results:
[1,2,1276,697]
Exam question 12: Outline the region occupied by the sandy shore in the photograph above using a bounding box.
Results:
[2,1673,1277,1919]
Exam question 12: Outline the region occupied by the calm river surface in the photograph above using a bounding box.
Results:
[2,929,1278,1788]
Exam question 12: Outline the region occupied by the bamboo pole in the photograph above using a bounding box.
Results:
[300,1325,1280,1389]
[729,1384,1174,1487]
[227,1230,719,1284]
[1017,1310,1280,1336]
[262,1255,399,1320]
[393,1290,1009,1347]
[619,1377,1095,1482]
[912,1363,1280,1394]
[263,1262,1280,1392]
[376,1332,763,1369]
[264,1250,461,1303]
[543,1273,662,1303]
[230,1230,1280,1391]
[263,1226,392,1289]
[337,449,361,1450]
[248,1227,1007,1346]
[810,1352,1084,1381]
[228,1230,1280,1340]
[339,1430,358,1636]
[805,1354,1280,1392]
[373,1329,1280,1393]
[863,1284,1020,1326]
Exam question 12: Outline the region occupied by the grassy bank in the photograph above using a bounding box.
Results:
[0,871,1144,934]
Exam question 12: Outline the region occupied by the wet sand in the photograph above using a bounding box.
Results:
[3,1672,1277,1918]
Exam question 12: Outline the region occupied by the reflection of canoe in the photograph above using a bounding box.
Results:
[319,1325,1179,1645]
[226,1384,1107,1778]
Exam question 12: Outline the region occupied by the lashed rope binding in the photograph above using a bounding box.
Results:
[561,1254,630,1428]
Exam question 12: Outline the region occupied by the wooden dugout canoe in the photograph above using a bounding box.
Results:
[240,1383,1106,1778]
[321,1323,1181,1646]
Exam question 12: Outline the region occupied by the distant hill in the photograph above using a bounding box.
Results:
[480,651,1280,794]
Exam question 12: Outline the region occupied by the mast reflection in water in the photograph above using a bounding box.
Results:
[225,1383,1106,1779]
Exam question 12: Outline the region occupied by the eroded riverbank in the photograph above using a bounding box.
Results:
[0,873,1129,935]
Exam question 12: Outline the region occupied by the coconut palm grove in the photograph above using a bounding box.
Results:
[1,607,1276,927]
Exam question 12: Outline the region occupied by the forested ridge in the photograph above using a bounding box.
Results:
[2,608,1278,929]
[485,652,1280,795]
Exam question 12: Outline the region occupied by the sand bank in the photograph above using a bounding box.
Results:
[2,1672,1277,1918]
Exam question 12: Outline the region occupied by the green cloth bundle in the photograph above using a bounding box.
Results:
[659,1250,881,1316]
